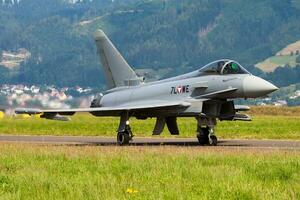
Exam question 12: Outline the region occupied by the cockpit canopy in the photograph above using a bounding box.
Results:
[199,59,250,75]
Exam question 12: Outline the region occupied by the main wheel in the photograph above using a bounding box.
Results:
[208,135,218,146]
[117,131,130,145]
[197,127,209,145]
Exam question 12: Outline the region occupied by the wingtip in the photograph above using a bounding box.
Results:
[94,29,106,40]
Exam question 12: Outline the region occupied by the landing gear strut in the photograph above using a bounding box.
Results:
[117,124,133,145]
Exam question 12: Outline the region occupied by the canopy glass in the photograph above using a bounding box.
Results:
[199,59,250,75]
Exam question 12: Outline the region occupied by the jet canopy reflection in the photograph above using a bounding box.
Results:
[199,59,250,75]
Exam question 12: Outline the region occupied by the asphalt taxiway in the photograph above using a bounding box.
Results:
[0,135,299,150]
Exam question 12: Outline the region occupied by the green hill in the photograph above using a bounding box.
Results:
[1,0,300,87]
[256,40,300,72]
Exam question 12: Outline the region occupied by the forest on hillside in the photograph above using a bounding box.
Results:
[0,0,300,87]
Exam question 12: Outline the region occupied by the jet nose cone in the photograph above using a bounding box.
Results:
[243,76,278,98]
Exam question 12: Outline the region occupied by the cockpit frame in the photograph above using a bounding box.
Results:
[199,59,251,75]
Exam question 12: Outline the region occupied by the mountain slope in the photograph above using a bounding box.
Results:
[0,0,300,87]
[256,40,300,72]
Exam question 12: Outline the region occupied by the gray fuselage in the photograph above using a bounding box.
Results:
[94,66,276,118]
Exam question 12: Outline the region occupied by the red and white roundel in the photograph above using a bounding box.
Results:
[176,86,183,93]
[171,85,190,94]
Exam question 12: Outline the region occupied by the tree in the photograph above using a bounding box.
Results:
[1,0,300,87]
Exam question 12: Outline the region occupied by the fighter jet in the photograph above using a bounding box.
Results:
[15,29,278,145]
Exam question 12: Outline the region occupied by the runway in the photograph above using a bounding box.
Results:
[0,135,300,150]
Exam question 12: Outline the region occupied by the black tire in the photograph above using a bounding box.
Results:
[117,132,130,145]
[197,127,209,145]
[208,135,218,146]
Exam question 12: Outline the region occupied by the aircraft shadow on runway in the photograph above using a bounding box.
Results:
[55,140,248,147]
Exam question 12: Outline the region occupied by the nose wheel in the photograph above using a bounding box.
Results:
[197,127,218,146]
[208,135,218,146]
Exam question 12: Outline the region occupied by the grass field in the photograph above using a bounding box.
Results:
[0,144,299,200]
[255,55,298,72]
[1,106,299,140]
[0,107,299,199]
[255,39,300,72]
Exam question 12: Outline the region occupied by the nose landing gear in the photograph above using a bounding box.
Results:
[196,117,218,146]
[208,134,218,146]
[197,127,209,145]
[196,127,218,146]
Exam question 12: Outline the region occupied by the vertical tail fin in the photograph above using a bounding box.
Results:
[94,29,141,89]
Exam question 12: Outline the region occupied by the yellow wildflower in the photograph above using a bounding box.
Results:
[126,188,138,194]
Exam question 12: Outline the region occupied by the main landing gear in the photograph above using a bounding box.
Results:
[197,127,218,146]
[117,124,133,145]
[117,112,134,145]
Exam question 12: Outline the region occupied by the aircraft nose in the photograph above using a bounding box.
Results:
[243,75,278,98]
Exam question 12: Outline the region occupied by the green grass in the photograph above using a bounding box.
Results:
[0,144,299,200]
[268,55,298,66]
[0,108,299,199]
[255,55,298,72]
[1,114,299,139]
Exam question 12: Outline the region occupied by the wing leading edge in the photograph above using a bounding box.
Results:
[15,100,191,116]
